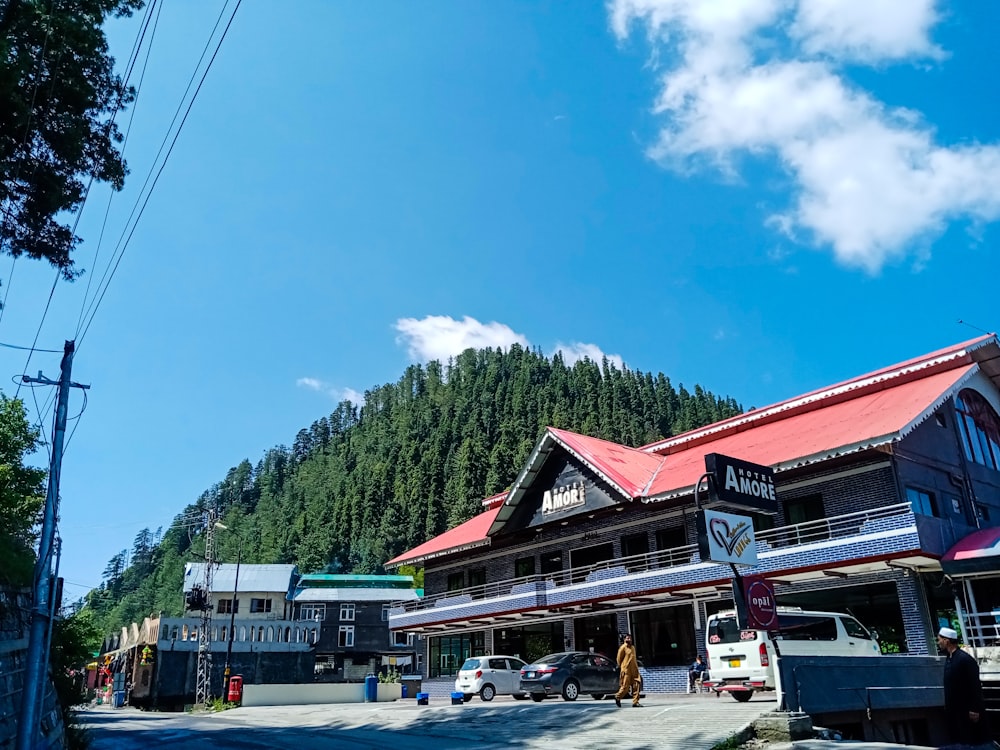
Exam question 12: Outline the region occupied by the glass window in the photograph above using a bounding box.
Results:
[338,625,354,647]
[447,571,464,591]
[514,557,535,578]
[777,614,837,641]
[489,658,507,670]
[906,487,938,517]
[393,631,413,646]
[250,598,272,613]
[654,527,686,551]
[840,617,872,640]
[301,604,325,621]
[632,604,696,666]
[468,568,486,588]
[622,532,649,558]
[540,552,562,575]
[784,494,828,542]
[217,598,237,614]
[955,390,1000,470]
[340,603,355,621]
[381,604,391,621]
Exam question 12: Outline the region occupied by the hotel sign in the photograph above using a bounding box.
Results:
[705,453,778,512]
[541,480,585,515]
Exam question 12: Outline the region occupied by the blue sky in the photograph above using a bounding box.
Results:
[2,0,999,603]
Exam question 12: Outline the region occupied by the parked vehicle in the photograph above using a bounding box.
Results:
[519,651,619,701]
[455,655,529,701]
[704,607,880,701]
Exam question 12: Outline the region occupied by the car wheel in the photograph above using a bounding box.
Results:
[591,694,605,700]
[480,684,495,702]
[561,680,580,701]
[530,694,544,702]
[731,691,753,702]
[512,693,528,700]
[462,694,473,703]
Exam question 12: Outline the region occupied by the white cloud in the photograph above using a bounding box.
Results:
[554,342,626,370]
[394,315,529,362]
[296,377,364,405]
[610,0,1000,272]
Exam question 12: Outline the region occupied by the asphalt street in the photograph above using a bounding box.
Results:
[81,692,779,750]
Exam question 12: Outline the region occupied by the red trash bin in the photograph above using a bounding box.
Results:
[227,675,244,705]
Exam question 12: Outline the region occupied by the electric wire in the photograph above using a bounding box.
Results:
[77,0,243,349]
[76,0,163,336]
[11,0,161,399]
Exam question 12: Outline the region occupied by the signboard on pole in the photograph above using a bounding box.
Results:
[696,508,758,566]
[704,453,778,512]
[741,575,778,630]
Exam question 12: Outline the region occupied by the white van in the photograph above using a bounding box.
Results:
[703,607,880,701]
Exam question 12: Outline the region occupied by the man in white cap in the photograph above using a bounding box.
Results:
[936,626,989,747]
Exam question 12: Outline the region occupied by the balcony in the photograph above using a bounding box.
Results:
[390,503,933,632]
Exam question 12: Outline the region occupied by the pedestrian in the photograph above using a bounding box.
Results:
[615,633,642,708]
[937,626,990,748]
[688,654,708,693]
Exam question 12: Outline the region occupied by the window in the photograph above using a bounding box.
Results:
[338,625,354,647]
[621,533,649,559]
[955,389,1000,470]
[632,604,696,666]
[250,598,272,613]
[840,617,873,640]
[446,571,464,591]
[217,598,238,614]
[339,603,355,621]
[468,568,486,588]
[654,527,686,551]
[381,604,391,622]
[393,631,414,646]
[300,604,326,621]
[777,614,836,641]
[906,487,938,517]
[539,552,562,575]
[514,557,535,578]
[977,504,992,522]
[784,494,827,542]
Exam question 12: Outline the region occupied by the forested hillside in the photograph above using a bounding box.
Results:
[83,345,742,635]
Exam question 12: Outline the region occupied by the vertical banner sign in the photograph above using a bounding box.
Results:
[696,508,758,566]
[741,575,778,630]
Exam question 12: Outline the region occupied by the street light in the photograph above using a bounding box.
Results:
[215,523,242,701]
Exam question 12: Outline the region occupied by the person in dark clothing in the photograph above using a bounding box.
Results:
[937,626,990,748]
[688,655,708,692]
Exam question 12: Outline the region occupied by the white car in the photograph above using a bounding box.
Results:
[455,655,529,701]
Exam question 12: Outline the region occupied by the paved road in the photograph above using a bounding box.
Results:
[81,692,778,750]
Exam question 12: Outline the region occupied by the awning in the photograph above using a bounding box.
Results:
[941,526,1000,576]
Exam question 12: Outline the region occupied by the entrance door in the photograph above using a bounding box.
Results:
[574,614,618,660]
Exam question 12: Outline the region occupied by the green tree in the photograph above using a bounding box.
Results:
[0,0,144,274]
[0,393,46,584]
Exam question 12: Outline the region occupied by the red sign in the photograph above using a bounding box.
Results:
[743,576,777,630]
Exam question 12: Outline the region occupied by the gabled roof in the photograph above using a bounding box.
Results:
[384,503,502,568]
[385,335,999,567]
[487,428,663,535]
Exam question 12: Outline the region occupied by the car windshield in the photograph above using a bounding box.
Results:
[459,658,481,670]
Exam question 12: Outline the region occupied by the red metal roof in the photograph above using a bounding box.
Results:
[387,336,994,566]
[385,503,501,567]
[644,364,975,499]
[549,428,663,497]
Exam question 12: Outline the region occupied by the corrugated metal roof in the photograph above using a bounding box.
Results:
[292,588,419,602]
[183,563,296,594]
[386,337,995,568]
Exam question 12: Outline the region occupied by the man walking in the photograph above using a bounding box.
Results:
[615,633,642,708]
[937,626,990,748]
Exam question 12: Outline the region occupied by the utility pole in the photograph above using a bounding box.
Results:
[195,511,218,707]
[223,537,241,700]
[16,340,89,750]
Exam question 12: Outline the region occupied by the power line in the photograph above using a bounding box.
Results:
[77,0,243,349]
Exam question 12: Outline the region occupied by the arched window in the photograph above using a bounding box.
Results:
[284,627,291,643]
[956,389,1000,470]
[240,626,247,641]
[257,627,264,642]
[266,626,274,642]
[221,626,228,642]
